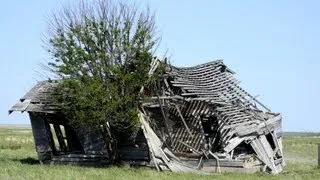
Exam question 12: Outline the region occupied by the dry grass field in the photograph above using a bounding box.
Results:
[0,127,320,180]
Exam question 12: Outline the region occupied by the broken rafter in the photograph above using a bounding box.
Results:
[140,60,284,174]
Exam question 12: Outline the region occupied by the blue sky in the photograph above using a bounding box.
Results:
[1,0,319,132]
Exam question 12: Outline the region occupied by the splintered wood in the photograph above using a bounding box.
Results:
[140,59,284,174]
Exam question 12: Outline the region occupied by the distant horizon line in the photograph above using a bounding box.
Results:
[0,123,319,133]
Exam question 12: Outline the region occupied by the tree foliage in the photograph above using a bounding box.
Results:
[45,0,159,145]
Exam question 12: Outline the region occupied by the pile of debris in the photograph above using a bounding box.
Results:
[139,59,284,174]
[9,59,284,174]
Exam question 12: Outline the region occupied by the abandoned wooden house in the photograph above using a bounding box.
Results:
[8,81,149,165]
[9,59,285,174]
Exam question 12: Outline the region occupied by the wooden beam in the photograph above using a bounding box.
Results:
[174,104,193,137]
[53,124,67,152]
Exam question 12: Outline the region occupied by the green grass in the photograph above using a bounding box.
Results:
[0,127,320,180]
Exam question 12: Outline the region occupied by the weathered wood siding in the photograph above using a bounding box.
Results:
[29,112,53,162]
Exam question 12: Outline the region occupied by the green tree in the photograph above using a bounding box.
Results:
[45,0,159,160]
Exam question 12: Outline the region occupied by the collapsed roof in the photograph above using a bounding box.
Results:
[9,59,285,174]
[139,59,284,174]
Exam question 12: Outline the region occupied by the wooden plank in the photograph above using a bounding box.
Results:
[235,115,282,136]
[29,113,54,162]
[8,99,31,114]
[223,136,245,153]
[53,124,67,151]
[250,135,278,174]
